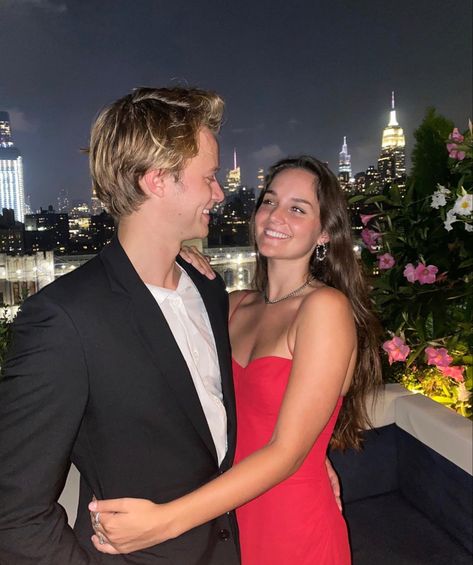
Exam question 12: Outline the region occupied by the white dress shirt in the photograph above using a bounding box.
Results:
[146,266,227,465]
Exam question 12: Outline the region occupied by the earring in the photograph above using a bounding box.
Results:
[315,242,328,262]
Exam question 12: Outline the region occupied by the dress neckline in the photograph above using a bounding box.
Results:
[232,355,292,370]
[232,356,346,400]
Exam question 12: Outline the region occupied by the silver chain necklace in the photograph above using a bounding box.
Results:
[264,277,313,304]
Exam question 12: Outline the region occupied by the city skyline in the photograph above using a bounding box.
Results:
[0,93,415,214]
[0,0,471,210]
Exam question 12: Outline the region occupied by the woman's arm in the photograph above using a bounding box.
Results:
[90,287,355,554]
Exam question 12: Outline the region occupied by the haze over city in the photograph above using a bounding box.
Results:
[0,0,471,210]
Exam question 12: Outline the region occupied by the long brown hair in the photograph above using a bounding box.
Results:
[253,156,382,450]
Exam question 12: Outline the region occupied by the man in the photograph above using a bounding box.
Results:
[0,87,240,564]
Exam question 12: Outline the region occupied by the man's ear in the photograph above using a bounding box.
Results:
[139,169,167,197]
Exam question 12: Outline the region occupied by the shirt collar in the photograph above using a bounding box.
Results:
[146,263,194,304]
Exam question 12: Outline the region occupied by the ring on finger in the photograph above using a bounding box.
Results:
[93,511,100,527]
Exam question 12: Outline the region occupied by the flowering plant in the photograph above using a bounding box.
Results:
[353,117,472,418]
[0,307,12,375]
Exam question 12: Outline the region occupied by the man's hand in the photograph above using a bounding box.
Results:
[325,457,342,512]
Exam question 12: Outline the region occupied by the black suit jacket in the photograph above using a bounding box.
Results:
[0,238,240,565]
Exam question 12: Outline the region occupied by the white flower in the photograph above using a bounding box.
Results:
[431,193,448,209]
[465,223,473,232]
[444,209,457,231]
[431,185,451,209]
[453,193,473,216]
[457,382,471,403]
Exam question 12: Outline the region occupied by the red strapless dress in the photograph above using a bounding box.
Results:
[233,356,351,565]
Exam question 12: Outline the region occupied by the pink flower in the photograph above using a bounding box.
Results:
[425,346,453,367]
[447,130,466,160]
[447,146,466,160]
[403,263,417,283]
[449,128,464,143]
[361,228,382,252]
[378,253,395,270]
[360,213,378,226]
[439,365,464,382]
[382,336,411,365]
[414,263,438,285]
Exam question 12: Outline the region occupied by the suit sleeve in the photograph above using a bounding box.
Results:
[0,292,94,564]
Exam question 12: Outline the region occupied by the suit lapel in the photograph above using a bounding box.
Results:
[100,239,218,463]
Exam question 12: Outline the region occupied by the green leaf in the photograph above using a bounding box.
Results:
[348,195,366,204]
[430,395,454,405]
[365,195,391,204]
[459,258,473,269]
[406,344,426,367]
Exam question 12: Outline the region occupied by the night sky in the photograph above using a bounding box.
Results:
[1,0,471,210]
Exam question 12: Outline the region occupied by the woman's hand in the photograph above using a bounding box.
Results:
[325,457,342,512]
[89,498,174,554]
[179,246,215,280]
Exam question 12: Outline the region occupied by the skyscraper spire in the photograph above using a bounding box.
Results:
[388,91,399,126]
[378,92,406,190]
[338,136,352,190]
[339,136,352,176]
[224,149,241,196]
[382,92,404,147]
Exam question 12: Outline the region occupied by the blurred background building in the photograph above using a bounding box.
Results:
[0,112,25,223]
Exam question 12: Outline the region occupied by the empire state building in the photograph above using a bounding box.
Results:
[0,111,25,222]
[377,92,406,190]
[338,136,352,187]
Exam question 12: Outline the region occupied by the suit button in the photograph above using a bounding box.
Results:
[217,528,231,541]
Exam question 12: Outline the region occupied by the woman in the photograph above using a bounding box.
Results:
[90,156,382,564]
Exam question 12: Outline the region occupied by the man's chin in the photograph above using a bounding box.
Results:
[183,229,208,243]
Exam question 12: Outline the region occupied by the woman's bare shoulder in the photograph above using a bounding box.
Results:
[229,289,259,312]
[299,285,353,321]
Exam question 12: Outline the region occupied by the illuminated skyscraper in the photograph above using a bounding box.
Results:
[377,92,406,189]
[256,168,265,195]
[57,188,70,213]
[24,193,33,215]
[90,187,104,215]
[0,111,25,222]
[338,136,352,186]
[224,148,241,196]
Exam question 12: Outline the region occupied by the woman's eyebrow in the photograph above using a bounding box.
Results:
[291,197,313,208]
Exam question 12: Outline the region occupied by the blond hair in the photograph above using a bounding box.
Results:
[89,87,224,220]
